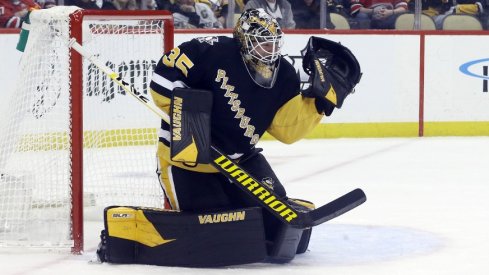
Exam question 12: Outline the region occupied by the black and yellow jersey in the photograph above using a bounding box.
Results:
[150,36,322,172]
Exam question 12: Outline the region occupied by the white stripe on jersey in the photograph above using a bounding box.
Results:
[151,73,188,91]
[158,128,171,142]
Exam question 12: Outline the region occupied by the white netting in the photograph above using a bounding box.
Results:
[0,7,168,249]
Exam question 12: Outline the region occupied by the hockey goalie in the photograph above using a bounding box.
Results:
[96,8,363,267]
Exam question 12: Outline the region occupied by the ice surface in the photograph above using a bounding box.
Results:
[2,137,489,275]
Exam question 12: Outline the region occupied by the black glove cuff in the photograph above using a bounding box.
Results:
[315,97,335,116]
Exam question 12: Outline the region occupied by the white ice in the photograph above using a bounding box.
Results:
[2,137,489,275]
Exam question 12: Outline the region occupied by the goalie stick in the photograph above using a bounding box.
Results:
[69,38,366,229]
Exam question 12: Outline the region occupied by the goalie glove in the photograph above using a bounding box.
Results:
[301,36,362,116]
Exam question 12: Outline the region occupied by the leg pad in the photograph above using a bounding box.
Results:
[97,206,267,267]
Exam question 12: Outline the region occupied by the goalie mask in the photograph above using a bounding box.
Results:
[233,8,283,88]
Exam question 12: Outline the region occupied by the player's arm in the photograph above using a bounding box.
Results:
[267,95,323,144]
[267,36,362,143]
[149,39,203,114]
[149,55,189,114]
[150,39,214,166]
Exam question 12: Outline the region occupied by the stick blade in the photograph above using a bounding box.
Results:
[305,188,366,227]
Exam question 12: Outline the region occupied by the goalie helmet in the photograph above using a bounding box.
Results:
[233,8,283,88]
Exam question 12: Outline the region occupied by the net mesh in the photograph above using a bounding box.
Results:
[0,7,168,249]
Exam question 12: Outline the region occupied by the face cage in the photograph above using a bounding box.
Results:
[244,33,283,64]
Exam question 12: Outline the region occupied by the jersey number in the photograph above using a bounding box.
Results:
[163,47,194,77]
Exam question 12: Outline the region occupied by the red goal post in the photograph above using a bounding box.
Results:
[69,9,174,254]
[0,7,174,254]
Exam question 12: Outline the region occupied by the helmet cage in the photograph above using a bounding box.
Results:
[244,32,283,65]
[233,8,284,88]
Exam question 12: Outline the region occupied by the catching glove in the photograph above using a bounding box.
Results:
[301,36,362,116]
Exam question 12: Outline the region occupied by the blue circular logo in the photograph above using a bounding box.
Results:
[459,58,489,80]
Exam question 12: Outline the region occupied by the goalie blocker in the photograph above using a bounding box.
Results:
[97,206,311,267]
[170,87,212,165]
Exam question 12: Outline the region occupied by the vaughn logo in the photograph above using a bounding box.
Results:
[459,58,489,93]
[198,211,246,224]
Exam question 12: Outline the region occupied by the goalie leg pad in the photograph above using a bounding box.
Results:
[170,87,212,165]
[266,224,304,263]
[287,197,315,254]
[296,227,312,254]
[97,206,267,267]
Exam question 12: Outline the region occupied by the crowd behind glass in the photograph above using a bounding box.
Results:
[1,0,488,30]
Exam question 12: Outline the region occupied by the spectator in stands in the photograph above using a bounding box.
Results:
[154,0,172,10]
[0,0,39,28]
[196,0,246,28]
[328,0,350,16]
[289,0,321,28]
[145,0,158,9]
[66,0,118,9]
[290,0,346,29]
[244,0,296,28]
[111,0,138,10]
[172,0,223,28]
[237,0,247,11]
[234,0,247,12]
[197,0,227,27]
[350,0,408,29]
[155,0,200,27]
[411,0,450,18]
[408,0,450,28]
[427,0,485,29]
[35,0,55,8]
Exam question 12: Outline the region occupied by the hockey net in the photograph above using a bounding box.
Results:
[0,7,174,253]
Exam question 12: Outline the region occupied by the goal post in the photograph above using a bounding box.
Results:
[0,7,174,254]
